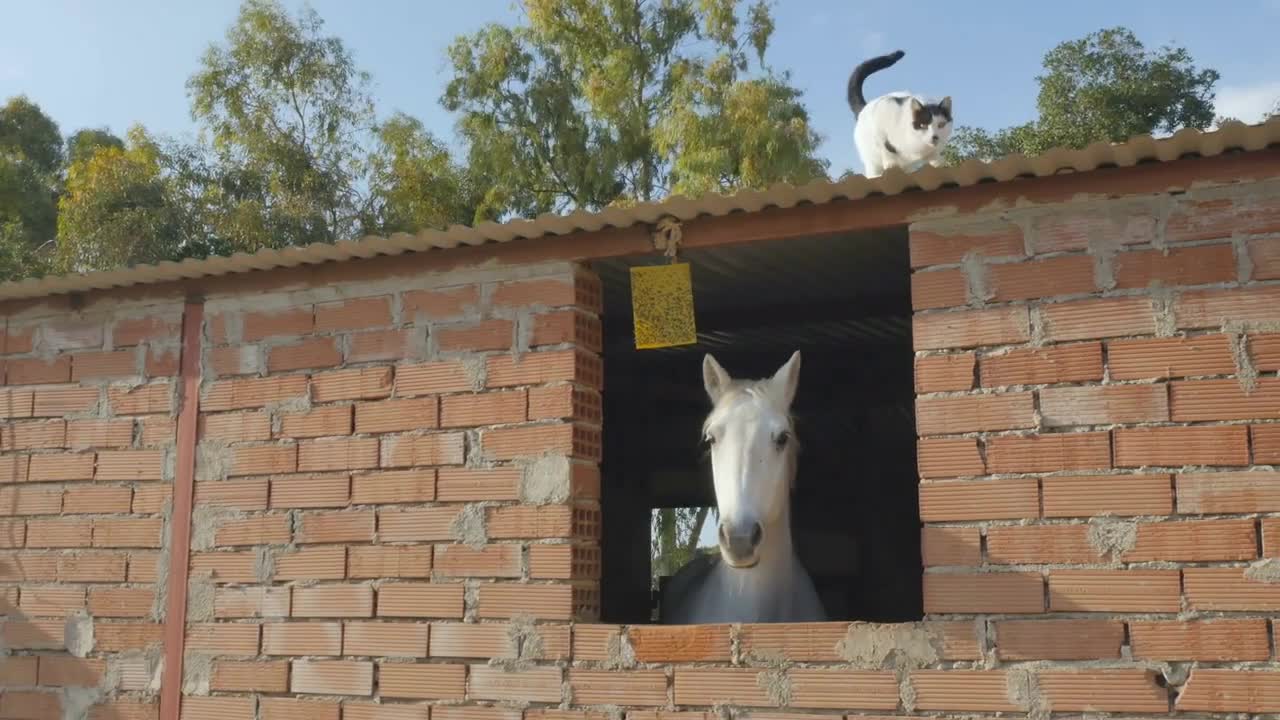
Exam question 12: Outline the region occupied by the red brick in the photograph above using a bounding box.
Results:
[208,344,261,376]
[291,659,373,696]
[348,328,414,362]
[0,388,34,419]
[4,420,66,449]
[1177,471,1280,513]
[0,485,61,515]
[1114,425,1249,466]
[2,619,65,649]
[25,518,93,547]
[1107,334,1236,380]
[292,585,374,618]
[1176,285,1280,329]
[911,268,967,310]
[672,667,774,707]
[629,625,732,663]
[144,346,180,376]
[34,386,99,416]
[995,619,1123,660]
[485,349,602,390]
[1185,567,1280,610]
[377,582,465,618]
[213,587,291,619]
[918,478,1038,521]
[376,662,466,700]
[261,699,339,720]
[1249,236,1280,279]
[242,306,313,341]
[38,655,104,687]
[72,349,138,380]
[348,545,432,579]
[311,367,392,402]
[270,473,350,509]
[197,478,269,510]
[485,505,575,539]
[1042,473,1172,517]
[1048,569,1181,612]
[211,660,289,692]
[1039,383,1169,427]
[481,423,598,461]
[1042,296,1156,342]
[19,586,85,616]
[528,385,601,423]
[530,309,602,351]
[395,361,474,396]
[279,405,352,438]
[0,655,38,685]
[299,437,379,472]
[1033,209,1156,253]
[916,392,1035,435]
[909,220,1025,268]
[986,432,1111,473]
[42,318,105,350]
[442,390,527,427]
[354,397,438,434]
[436,318,514,352]
[1130,619,1270,661]
[273,545,346,581]
[922,572,1043,614]
[60,552,129,581]
[203,375,306,412]
[215,514,292,546]
[268,337,342,372]
[140,416,175,446]
[913,306,1030,351]
[373,504,455,538]
[66,418,132,448]
[476,583,572,620]
[1038,670,1168,712]
[1117,243,1238,289]
[94,449,162,481]
[2,325,34,354]
[527,544,578,579]
[92,623,163,653]
[987,253,1097,301]
[230,444,297,476]
[1178,669,1280,713]
[93,517,163,547]
[470,665,564,703]
[181,696,256,720]
[190,550,259,583]
[113,316,180,346]
[987,524,1092,564]
[429,622,555,659]
[262,622,342,656]
[6,356,71,384]
[402,285,480,321]
[380,432,465,467]
[343,621,429,657]
[1255,333,1280,371]
[914,352,975,393]
[200,411,271,442]
[567,668,666,706]
[296,509,375,543]
[0,692,60,718]
[1171,378,1280,421]
[315,296,392,332]
[1166,193,1280,242]
[0,520,27,548]
[916,437,984,478]
[495,273,601,312]
[88,586,153,617]
[351,469,436,504]
[436,467,520,501]
[921,526,981,566]
[908,670,1021,712]
[1126,518,1256,562]
[433,544,522,577]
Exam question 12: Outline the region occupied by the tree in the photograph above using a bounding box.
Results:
[365,113,488,235]
[0,96,63,280]
[650,506,714,588]
[66,129,124,168]
[187,0,376,247]
[947,27,1220,162]
[55,126,197,272]
[442,0,828,219]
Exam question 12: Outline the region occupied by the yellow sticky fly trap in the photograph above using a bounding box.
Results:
[630,261,696,350]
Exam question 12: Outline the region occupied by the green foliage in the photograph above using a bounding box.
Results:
[651,506,715,588]
[365,113,488,234]
[66,129,125,168]
[442,0,828,217]
[187,0,376,247]
[55,126,197,272]
[0,96,63,280]
[947,27,1220,162]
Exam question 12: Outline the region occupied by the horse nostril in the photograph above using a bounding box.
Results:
[750,523,763,547]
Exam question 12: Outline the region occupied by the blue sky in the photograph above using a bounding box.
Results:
[2,0,1278,176]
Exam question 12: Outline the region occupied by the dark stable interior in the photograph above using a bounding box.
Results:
[593,226,922,624]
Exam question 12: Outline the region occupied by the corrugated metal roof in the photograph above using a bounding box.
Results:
[3,118,1278,302]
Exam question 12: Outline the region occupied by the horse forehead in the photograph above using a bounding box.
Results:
[710,391,786,432]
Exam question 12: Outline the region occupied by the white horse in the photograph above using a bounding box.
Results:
[661,351,827,624]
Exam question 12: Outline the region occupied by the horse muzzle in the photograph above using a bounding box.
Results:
[718,517,763,568]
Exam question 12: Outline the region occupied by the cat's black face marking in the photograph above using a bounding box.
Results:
[912,103,952,131]
[884,139,898,155]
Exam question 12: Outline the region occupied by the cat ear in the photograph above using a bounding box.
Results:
[940,96,953,113]
[910,98,924,113]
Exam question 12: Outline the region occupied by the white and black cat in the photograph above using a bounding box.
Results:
[847,50,952,178]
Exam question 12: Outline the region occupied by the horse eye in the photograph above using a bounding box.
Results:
[775,431,790,448]
[704,434,716,446]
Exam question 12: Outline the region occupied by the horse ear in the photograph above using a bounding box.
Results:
[703,354,731,403]
[772,350,802,407]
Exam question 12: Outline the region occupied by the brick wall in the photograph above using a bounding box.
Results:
[3,175,1279,719]
[0,300,183,719]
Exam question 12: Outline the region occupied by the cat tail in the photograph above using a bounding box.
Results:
[846,49,906,116]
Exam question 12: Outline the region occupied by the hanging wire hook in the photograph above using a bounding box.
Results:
[652,216,683,263]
